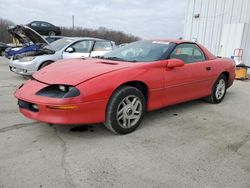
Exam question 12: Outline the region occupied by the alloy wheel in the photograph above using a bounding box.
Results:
[116,95,142,128]
[215,79,226,100]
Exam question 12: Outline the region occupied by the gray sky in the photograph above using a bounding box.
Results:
[0,0,187,39]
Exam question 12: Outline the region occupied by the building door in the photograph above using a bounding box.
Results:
[218,23,245,58]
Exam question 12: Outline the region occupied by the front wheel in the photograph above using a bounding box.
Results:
[38,61,53,70]
[204,74,227,104]
[104,86,146,134]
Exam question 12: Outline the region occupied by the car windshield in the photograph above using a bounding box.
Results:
[43,38,74,51]
[102,41,170,62]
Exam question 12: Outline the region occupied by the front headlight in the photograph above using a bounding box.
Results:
[19,56,36,62]
[36,84,80,98]
[58,85,73,92]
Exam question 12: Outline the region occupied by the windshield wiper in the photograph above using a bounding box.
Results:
[96,56,137,62]
[94,56,105,59]
[126,60,138,62]
[103,57,127,61]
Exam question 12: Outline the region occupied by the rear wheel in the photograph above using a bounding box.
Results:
[204,74,227,104]
[104,86,146,134]
[48,31,56,36]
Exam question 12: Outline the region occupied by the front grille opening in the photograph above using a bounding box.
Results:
[18,100,39,112]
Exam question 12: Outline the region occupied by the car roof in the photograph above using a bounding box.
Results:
[147,39,195,44]
[145,39,216,60]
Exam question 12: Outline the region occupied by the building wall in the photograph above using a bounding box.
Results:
[183,0,250,65]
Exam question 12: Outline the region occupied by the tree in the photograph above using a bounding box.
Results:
[0,17,140,45]
[0,18,14,43]
[61,26,140,45]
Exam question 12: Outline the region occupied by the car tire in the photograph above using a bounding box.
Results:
[104,86,146,134]
[48,31,56,36]
[204,74,227,104]
[38,61,53,70]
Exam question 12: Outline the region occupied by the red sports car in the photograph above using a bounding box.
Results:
[14,40,235,134]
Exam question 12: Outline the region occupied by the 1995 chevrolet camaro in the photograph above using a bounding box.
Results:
[15,40,235,134]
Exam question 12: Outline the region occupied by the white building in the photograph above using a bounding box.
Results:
[183,0,250,66]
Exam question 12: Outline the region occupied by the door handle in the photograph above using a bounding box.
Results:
[206,67,211,71]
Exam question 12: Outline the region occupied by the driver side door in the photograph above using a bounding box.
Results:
[62,40,94,59]
[163,43,214,106]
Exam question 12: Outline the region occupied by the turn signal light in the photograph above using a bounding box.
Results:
[46,105,79,110]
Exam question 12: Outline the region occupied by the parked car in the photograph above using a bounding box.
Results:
[9,36,114,75]
[44,36,63,43]
[5,25,49,59]
[27,21,61,36]
[0,42,10,56]
[14,39,235,134]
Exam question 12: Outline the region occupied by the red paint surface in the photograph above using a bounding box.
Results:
[14,40,235,124]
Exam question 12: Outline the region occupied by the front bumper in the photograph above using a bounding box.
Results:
[14,80,108,124]
[17,99,108,124]
[9,59,37,75]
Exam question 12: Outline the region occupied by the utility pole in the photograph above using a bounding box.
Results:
[72,15,75,30]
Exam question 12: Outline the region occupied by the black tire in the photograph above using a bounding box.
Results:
[104,86,146,134]
[204,74,227,104]
[48,31,56,36]
[38,61,53,70]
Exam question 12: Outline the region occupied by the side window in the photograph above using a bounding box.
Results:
[170,43,206,64]
[31,22,40,27]
[93,41,112,51]
[70,41,93,53]
[41,22,49,27]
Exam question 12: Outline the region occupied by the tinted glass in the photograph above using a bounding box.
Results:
[31,22,40,27]
[170,43,206,64]
[41,22,50,27]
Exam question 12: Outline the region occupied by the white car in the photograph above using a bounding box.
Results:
[8,27,115,75]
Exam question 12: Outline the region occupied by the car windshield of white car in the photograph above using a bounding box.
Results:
[43,38,74,51]
[102,41,170,62]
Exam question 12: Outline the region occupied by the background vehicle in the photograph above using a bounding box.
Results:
[5,25,49,59]
[0,42,9,56]
[27,21,61,36]
[9,37,114,75]
[14,40,235,134]
[45,36,63,43]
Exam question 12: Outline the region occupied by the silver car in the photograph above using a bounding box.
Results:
[9,28,114,75]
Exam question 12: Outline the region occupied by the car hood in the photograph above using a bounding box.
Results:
[33,58,133,86]
[8,25,49,45]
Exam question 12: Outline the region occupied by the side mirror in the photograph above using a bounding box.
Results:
[167,58,184,68]
[65,47,75,53]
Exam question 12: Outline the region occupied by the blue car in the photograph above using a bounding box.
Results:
[5,25,49,59]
